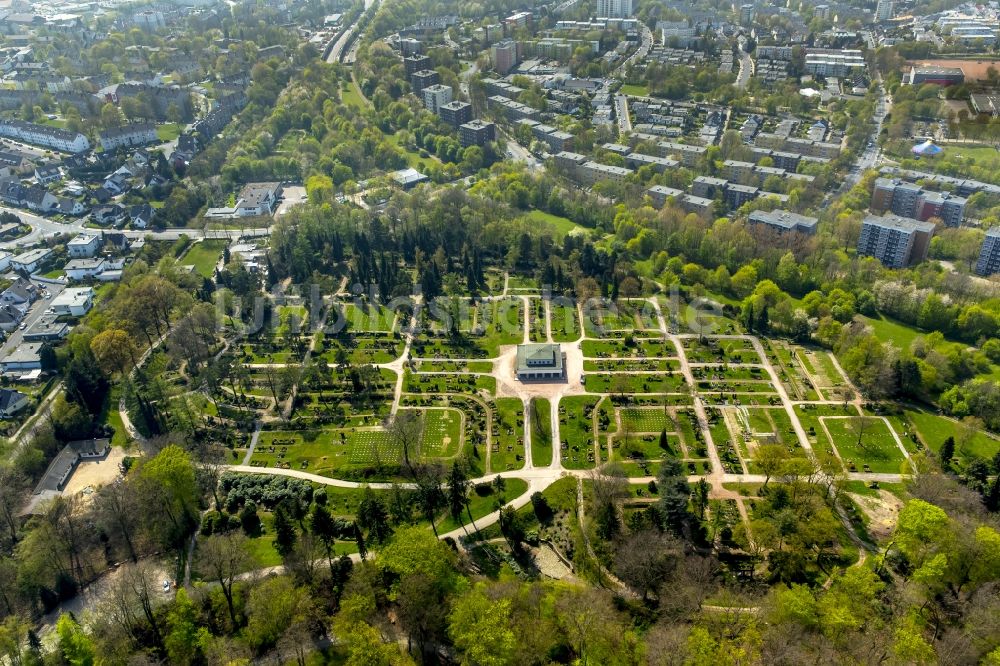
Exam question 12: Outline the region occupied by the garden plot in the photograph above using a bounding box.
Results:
[615,431,681,464]
[418,408,463,458]
[320,333,403,364]
[582,299,660,336]
[421,297,478,335]
[412,359,494,373]
[401,395,489,476]
[404,370,496,395]
[559,395,601,469]
[348,430,400,466]
[798,348,852,401]
[528,298,547,342]
[584,358,680,373]
[764,341,821,401]
[336,302,398,333]
[582,338,677,358]
[619,407,677,433]
[822,416,907,474]
[491,398,526,472]
[507,275,538,292]
[549,301,580,341]
[681,337,762,364]
[707,408,744,474]
[412,298,523,358]
[249,430,345,474]
[584,372,687,394]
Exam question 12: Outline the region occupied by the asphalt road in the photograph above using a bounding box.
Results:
[0,207,79,250]
[614,94,632,135]
[0,279,65,358]
[736,47,753,89]
[843,78,890,191]
[505,135,542,171]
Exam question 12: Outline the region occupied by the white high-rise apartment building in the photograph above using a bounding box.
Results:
[596,0,633,18]
[875,0,894,22]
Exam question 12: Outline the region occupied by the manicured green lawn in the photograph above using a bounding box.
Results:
[530,397,552,466]
[824,417,906,474]
[524,210,584,237]
[384,129,440,168]
[904,408,999,461]
[620,407,676,434]
[435,478,529,533]
[340,302,397,332]
[550,302,580,341]
[244,512,282,567]
[859,314,922,349]
[419,408,463,458]
[156,123,183,142]
[492,398,526,472]
[582,338,676,358]
[405,370,496,395]
[620,83,649,97]
[249,420,480,476]
[584,372,686,394]
[560,395,602,469]
[413,359,493,373]
[180,239,227,278]
[341,81,367,108]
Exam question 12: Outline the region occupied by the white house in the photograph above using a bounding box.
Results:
[0,120,90,153]
[0,277,38,306]
[1,342,43,374]
[50,287,93,316]
[99,123,158,152]
[22,186,58,213]
[63,258,105,281]
[10,248,52,273]
[34,164,62,184]
[0,250,11,273]
[58,198,88,216]
[235,182,281,217]
[67,232,102,258]
[0,388,29,417]
[0,304,25,332]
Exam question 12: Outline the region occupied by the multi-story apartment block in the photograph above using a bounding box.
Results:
[975,227,1000,276]
[858,214,936,268]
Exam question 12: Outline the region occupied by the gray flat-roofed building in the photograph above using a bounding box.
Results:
[459,120,496,147]
[725,183,759,208]
[439,100,472,127]
[748,209,819,234]
[625,153,678,173]
[404,54,431,76]
[691,175,727,198]
[647,185,684,207]
[410,69,439,95]
[601,143,632,155]
[24,314,70,341]
[578,161,633,186]
[680,194,715,215]
[658,141,706,167]
[391,168,429,189]
[859,214,936,268]
[976,227,1000,275]
[487,95,540,121]
[723,160,755,182]
[554,151,587,170]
